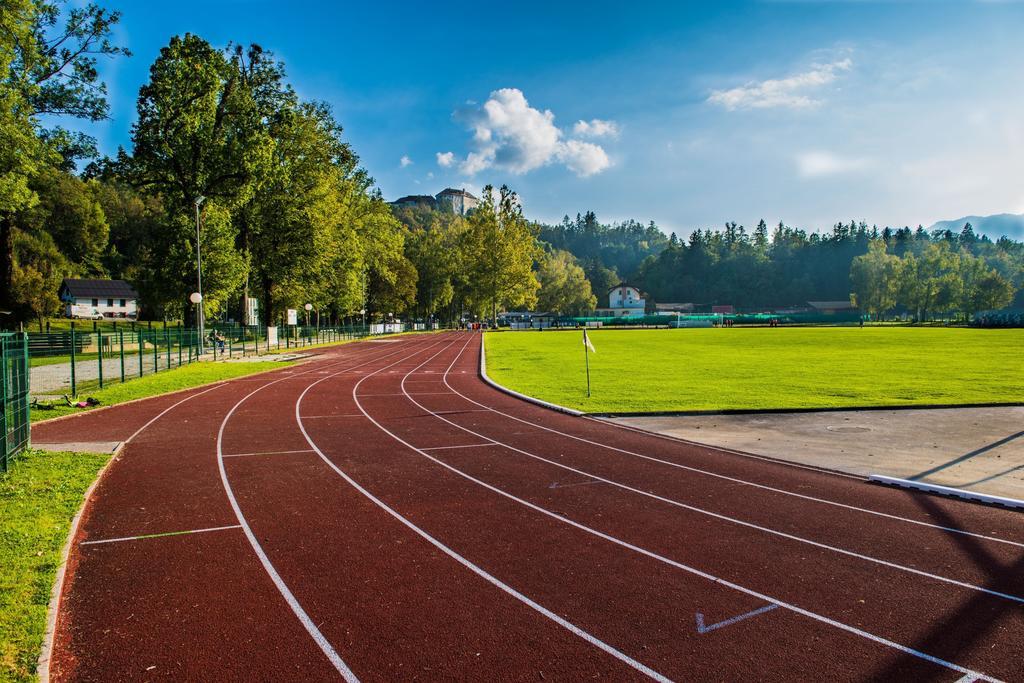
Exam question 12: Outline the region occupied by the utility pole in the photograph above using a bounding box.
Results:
[194,196,206,353]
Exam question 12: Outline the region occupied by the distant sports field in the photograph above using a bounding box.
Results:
[483,327,1024,413]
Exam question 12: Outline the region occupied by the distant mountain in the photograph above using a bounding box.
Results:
[929,213,1024,241]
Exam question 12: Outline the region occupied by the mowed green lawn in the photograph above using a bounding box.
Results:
[484,327,1024,413]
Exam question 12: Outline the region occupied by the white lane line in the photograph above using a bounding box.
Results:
[420,365,1024,605]
[125,382,228,444]
[420,443,500,451]
[297,337,673,683]
[460,342,1024,550]
[215,336,448,681]
[222,449,315,458]
[81,525,242,546]
[386,336,996,682]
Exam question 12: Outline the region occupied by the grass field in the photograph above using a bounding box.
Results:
[30,360,295,422]
[484,327,1024,413]
[0,449,110,682]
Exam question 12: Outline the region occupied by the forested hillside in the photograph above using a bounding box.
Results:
[635,221,1023,318]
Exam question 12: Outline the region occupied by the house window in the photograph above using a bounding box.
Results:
[120,299,126,306]
[92,298,98,306]
[107,298,114,307]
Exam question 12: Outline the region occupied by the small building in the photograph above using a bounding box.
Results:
[711,305,735,315]
[435,188,478,215]
[59,278,139,319]
[808,300,857,314]
[596,284,646,318]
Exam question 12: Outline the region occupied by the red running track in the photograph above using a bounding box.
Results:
[32,331,1024,682]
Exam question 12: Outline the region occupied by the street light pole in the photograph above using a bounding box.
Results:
[194,196,206,353]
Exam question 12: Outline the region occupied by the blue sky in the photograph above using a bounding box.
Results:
[80,0,1024,235]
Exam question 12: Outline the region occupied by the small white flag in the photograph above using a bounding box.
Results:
[583,329,596,353]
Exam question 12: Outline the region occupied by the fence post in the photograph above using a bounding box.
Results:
[153,330,158,373]
[120,330,125,383]
[165,327,171,369]
[97,332,104,389]
[1,338,8,472]
[178,328,182,367]
[139,331,144,378]
[69,326,77,397]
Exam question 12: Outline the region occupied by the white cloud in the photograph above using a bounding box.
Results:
[558,140,612,177]
[436,151,455,167]
[708,58,852,111]
[573,118,620,138]
[796,150,870,178]
[451,88,613,177]
[400,155,413,168]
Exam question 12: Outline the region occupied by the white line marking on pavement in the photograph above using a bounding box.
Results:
[296,337,674,683]
[215,337,443,682]
[695,604,778,634]
[81,525,242,545]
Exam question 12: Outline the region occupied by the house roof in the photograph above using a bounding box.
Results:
[436,188,479,200]
[392,195,437,205]
[608,283,641,294]
[808,300,856,310]
[61,278,138,299]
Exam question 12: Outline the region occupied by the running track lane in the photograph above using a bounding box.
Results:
[37,331,1024,680]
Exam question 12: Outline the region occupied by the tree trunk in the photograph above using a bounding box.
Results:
[0,213,14,314]
[261,277,274,327]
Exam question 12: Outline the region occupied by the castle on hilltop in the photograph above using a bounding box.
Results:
[391,188,479,216]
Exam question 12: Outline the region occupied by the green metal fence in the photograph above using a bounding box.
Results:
[2,332,30,472]
[26,321,430,398]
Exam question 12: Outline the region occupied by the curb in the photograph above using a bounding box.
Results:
[587,402,1024,419]
[478,335,583,417]
[869,475,1024,511]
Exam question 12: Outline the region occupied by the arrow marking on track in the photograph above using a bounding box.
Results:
[695,604,779,634]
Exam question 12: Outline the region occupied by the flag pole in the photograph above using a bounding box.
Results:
[583,329,591,398]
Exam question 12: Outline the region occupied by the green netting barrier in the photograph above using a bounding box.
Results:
[569,311,863,326]
[1,332,30,472]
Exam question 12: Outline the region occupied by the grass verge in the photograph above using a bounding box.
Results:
[0,449,110,682]
[484,327,1024,413]
[31,360,295,422]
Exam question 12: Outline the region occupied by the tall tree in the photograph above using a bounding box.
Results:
[850,239,902,320]
[0,0,126,315]
[124,34,272,318]
[465,185,540,322]
[535,248,597,315]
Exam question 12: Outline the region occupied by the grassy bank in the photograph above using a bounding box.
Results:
[31,360,295,422]
[0,449,110,682]
[484,327,1024,413]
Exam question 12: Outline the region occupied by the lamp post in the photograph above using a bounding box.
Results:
[194,195,206,352]
[360,308,366,331]
[304,302,312,327]
[190,292,203,354]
